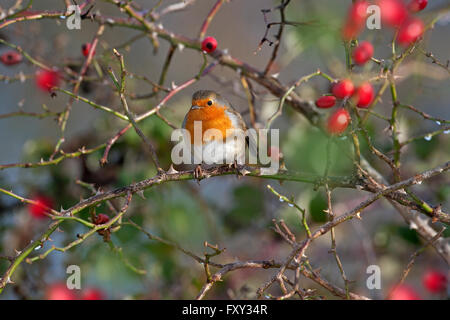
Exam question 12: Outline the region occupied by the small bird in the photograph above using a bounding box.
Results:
[182,90,247,177]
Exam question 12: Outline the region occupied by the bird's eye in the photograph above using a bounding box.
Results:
[207,100,213,106]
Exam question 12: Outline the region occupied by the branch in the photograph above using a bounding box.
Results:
[110,48,163,173]
[198,0,226,40]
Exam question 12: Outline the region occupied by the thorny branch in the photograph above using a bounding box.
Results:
[1,161,448,295]
[0,0,449,299]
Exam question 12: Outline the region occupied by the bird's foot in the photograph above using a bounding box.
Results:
[228,161,248,178]
[194,164,204,181]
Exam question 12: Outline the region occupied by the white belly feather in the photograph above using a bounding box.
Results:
[184,134,246,165]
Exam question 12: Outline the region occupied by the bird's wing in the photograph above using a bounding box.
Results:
[181,111,188,129]
[225,105,247,131]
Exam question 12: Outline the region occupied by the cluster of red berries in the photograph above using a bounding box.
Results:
[343,0,427,46]
[28,194,112,226]
[46,283,104,300]
[389,269,447,300]
[32,42,96,93]
[0,49,62,93]
[316,78,375,135]
[321,0,427,136]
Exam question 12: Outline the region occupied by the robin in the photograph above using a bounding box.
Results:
[182,90,247,177]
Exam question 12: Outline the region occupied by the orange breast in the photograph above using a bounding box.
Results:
[184,106,233,144]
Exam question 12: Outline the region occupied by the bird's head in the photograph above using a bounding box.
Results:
[191,90,230,110]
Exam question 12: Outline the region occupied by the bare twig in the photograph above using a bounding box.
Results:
[111,48,163,173]
[198,0,226,40]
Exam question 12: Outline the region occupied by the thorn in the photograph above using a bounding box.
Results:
[136,190,145,199]
[203,172,212,179]
[14,249,22,256]
[177,43,185,52]
[431,204,442,223]
[19,72,26,83]
[355,212,362,220]
[167,164,179,174]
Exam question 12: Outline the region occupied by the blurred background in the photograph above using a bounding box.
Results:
[0,0,449,299]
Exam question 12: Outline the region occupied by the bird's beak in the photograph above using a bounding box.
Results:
[191,105,201,110]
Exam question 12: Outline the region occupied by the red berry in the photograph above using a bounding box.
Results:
[352,41,374,65]
[389,285,421,300]
[315,95,336,109]
[29,195,53,219]
[327,108,351,135]
[81,288,104,300]
[0,50,22,66]
[81,43,95,57]
[423,270,447,294]
[342,22,360,41]
[93,213,110,225]
[354,82,374,108]
[201,36,217,53]
[408,0,427,12]
[342,1,369,40]
[397,18,424,46]
[35,69,60,92]
[332,79,355,99]
[378,0,408,27]
[349,0,370,25]
[46,283,77,300]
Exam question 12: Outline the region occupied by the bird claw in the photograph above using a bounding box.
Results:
[194,164,204,181]
[229,161,247,178]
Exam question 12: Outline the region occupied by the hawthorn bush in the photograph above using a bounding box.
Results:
[0,0,448,300]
